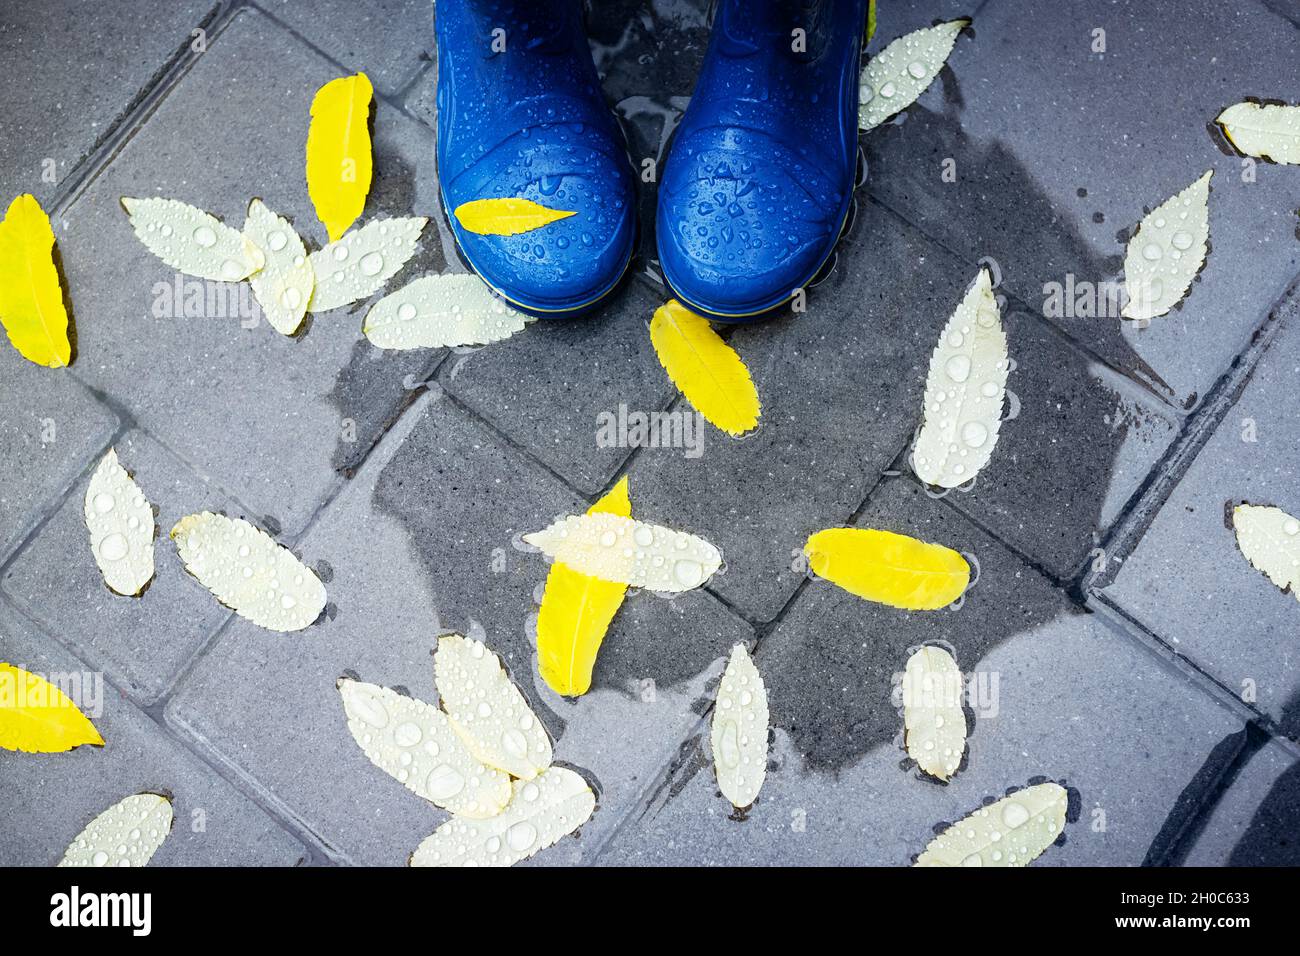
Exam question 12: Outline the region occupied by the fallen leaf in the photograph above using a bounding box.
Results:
[535,477,631,697]
[912,268,1008,488]
[526,512,722,592]
[409,766,595,867]
[915,783,1067,867]
[453,197,576,236]
[649,300,760,436]
[171,512,326,632]
[1233,504,1300,602]
[903,645,966,780]
[866,0,877,43]
[242,198,313,335]
[711,644,768,808]
[58,793,173,867]
[0,662,104,753]
[84,448,154,596]
[858,19,968,132]
[337,679,511,818]
[121,196,264,283]
[363,273,529,350]
[803,527,969,610]
[434,634,552,780]
[306,72,374,242]
[307,217,426,313]
[0,193,72,367]
[1216,102,1300,165]
[1122,170,1212,322]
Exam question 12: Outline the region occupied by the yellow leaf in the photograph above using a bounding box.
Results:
[0,662,104,753]
[649,300,761,436]
[306,73,374,242]
[0,194,72,368]
[866,0,877,42]
[453,197,577,236]
[803,527,969,610]
[535,477,631,697]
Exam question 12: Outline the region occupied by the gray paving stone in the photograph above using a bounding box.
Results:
[1183,735,1300,866]
[167,394,750,865]
[864,0,1300,409]
[441,279,677,495]
[0,349,118,563]
[0,601,307,866]
[2,430,239,705]
[0,0,216,203]
[932,308,1179,581]
[596,477,1241,866]
[58,8,446,536]
[1100,287,1300,733]
[257,0,433,97]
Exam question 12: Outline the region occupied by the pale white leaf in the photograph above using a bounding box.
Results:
[83,448,154,596]
[409,766,595,867]
[363,273,529,350]
[1233,504,1300,602]
[433,633,552,780]
[912,268,1008,488]
[58,792,173,868]
[1216,102,1300,165]
[307,217,427,312]
[121,196,263,282]
[902,645,966,780]
[171,511,326,632]
[1122,170,1212,321]
[710,644,768,808]
[338,679,511,818]
[915,782,1067,867]
[524,513,722,592]
[858,19,968,132]
[243,198,313,335]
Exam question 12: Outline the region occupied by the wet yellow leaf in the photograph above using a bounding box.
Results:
[535,477,631,697]
[0,194,71,367]
[306,73,374,242]
[0,663,104,753]
[649,299,760,436]
[803,527,969,610]
[453,197,576,236]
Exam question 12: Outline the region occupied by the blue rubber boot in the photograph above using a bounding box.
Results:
[436,0,636,317]
[656,0,870,321]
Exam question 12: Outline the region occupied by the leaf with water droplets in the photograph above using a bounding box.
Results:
[912,268,1008,488]
[803,527,969,610]
[1122,170,1212,322]
[525,512,722,593]
[171,512,326,632]
[121,197,264,283]
[0,194,71,368]
[338,679,511,818]
[649,299,761,436]
[243,199,313,336]
[307,217,427,313]
[453,197,577,236]
[409,766,594,867]
[363,273,529,350]
[1233,504,1300,602]
[535,478,631,697]
[903,646,966,781]
[711,644,768,808]
[84,448,154,597]
[306,73,374,242]
[434,634,552,780]
[58,793,173,867]
[858,19,968,132]
[915,783,1067,867]
[1216,102,1300,165]
[0,662,104,753]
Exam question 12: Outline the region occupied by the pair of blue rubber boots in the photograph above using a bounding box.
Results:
[436,0,870,321]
